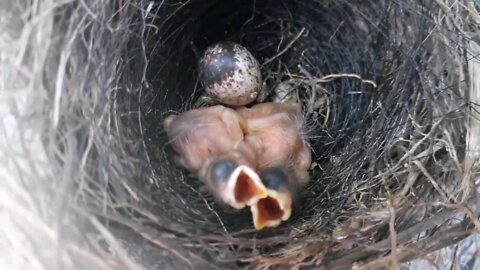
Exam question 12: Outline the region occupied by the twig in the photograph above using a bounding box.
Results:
[388,196,398,270]
[354,220,474,270]
[137,86,157,187]
[328,21,344,42]
[298,65,317,115]
[414,160,480,231]
[89,217,144,270]
[66,244,113,270]
[378,118,444,178]
[242,0,257,28]
[262,27,306,67]
[316,73,378,88]
[449,243,459,270]
[320,200,475,269]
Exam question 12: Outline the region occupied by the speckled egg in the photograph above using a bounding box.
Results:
[198,42,262,106]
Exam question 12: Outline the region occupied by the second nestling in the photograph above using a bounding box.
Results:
[237,102,311,229]
[163,42,312,230]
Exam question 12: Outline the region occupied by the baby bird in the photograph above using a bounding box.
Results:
[237,102,312,229]
[163,105,268,209]
[251,167,298,230]
[237,102,312,188]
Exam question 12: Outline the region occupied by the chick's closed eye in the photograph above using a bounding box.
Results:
[210,159,237,184]
[259,167,289,191]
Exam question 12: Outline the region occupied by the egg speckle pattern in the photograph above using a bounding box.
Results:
[198,42,262,106]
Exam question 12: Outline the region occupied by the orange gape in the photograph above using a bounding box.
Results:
[163,105,267,210]
[237,102,312,230]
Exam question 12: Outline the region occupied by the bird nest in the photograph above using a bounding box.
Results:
[2,0,480,269]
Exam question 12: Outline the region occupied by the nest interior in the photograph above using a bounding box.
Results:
[4,0,480,269]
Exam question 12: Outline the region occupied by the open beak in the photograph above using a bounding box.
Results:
[223,165,268,209]
[250,189,292,230]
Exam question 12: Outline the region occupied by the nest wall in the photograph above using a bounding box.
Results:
[2,0,480,269]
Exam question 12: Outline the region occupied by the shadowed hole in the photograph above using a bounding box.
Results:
[257,197,284,224]
[234,172,261,203]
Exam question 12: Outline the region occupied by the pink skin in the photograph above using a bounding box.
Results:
[163,105,266,209]
[237,102,312,189]
[164,105,253,172]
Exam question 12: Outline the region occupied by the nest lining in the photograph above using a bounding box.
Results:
[2,0,480,269]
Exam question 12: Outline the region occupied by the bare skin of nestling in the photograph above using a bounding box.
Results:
[237,102,312,230]
[163,105,268,209]
[237,102,312,187]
